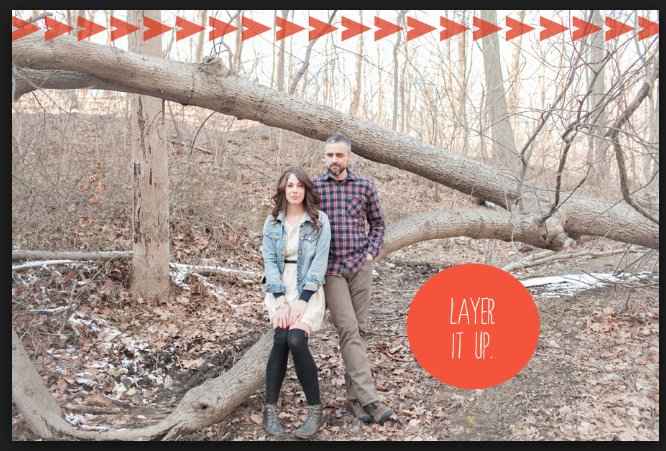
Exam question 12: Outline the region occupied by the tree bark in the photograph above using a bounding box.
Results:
[277,10,287,92]
[195,10,207,63]
[349,11,364,117]
[587,10,609,187]
[128,11,170,300]
[12,35,658,251]
[480,10,520,176]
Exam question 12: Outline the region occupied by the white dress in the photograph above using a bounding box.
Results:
[264,216,326,334]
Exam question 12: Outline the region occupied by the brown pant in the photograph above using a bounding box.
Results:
[324,263,379,406]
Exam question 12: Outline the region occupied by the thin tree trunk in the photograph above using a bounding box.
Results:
[349,11,364,116]
[195,10,207,63]
[588,10,609,187]
[392,11,407,131]
[277,10,287,92]
[458,10,469,156]
[128,10,170,300]
[480,10,520,175]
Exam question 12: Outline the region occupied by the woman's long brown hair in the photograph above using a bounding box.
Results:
[271,166,321,231]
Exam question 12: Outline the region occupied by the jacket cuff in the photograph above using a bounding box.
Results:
[302,281,319,292]
[299,289,316,303]
[265,282,287,294]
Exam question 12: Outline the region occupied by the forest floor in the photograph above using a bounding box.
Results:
[12,114,659,441]
[11,228,659,441]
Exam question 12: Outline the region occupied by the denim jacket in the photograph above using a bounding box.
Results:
[261,209,331,296]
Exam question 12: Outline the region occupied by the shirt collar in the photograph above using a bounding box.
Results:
[324,168,356,182]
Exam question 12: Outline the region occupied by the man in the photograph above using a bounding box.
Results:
[313,132,395,425]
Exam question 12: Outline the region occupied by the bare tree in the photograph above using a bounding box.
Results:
[349,11,364,116]
[289,10,337,96]
[392,10,407,131]
[277,10,288,92]
[195,10,207,63]
[128,10,170,300]
[587,10,610,187]
[480,10,520,176]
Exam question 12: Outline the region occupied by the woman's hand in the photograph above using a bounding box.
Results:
[288,300,308,327]
[273,303,290,329]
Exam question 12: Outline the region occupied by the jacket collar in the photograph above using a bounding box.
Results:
[275,209,315,224]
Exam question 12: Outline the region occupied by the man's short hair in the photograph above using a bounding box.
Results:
[325,132,352,151]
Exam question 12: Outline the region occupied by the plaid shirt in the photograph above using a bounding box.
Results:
[313,169,385,275]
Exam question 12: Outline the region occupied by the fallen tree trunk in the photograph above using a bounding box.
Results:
[12,250,131,261]
[13,327,273,440]
[379,207,572,257]
[11,251,260,280]
[12,35,657,250]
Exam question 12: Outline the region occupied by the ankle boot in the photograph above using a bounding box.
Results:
[293,404,323,439]
[263,403,286,436]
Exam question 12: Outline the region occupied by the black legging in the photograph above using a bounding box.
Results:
[265,328,320,405]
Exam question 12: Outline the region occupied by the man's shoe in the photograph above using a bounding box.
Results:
[263,404,286,436]
[364,401,394,424]
[348,399,372,424]
[293,404,323,439]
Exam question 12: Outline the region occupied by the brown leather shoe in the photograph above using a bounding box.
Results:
[348,399,372,424]
[364,401,394,424]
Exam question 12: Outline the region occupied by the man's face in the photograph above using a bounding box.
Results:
[324,142,350,177]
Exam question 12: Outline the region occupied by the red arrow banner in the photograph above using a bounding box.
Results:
[341,16,370,40]
[44,17,72,41]
[540,17,567,41]
[473,16,501,41]
[506,16,533,41]
[176,16,205,41]
[209,17,237,41]
[10,13,660,44]
[440,17,468,40]
[375,16,401,41]
[241,16,270,41]
[406,16,435,41]
[309,16,337,41]
[110,17,138,41]
[12,16,39,42]
[276,16,304,41]
[77,16,105,41]
[604,17,633,41]
[143,16,171,41]
[571,16,601,41]
[638,16,658,40]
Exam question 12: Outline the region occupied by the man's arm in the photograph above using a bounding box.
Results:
[365,179,385,258]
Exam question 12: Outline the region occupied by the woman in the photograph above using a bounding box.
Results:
[261,166,331,439]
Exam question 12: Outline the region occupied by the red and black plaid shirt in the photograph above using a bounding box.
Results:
[313,169,385,275]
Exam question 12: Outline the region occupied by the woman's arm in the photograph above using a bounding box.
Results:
[261,217,286,294]
[301,212,331,292]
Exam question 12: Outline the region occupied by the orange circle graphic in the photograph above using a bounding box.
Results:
[406,263,540,389]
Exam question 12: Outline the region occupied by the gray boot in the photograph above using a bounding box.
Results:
[293,404,323,439]
[263,404,286,436]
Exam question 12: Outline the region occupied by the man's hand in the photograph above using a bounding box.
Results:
[366,253,374,262]
[273,303,290,329]
[288,300,308,327]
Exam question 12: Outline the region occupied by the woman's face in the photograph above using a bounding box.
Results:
[285,173,305,206]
